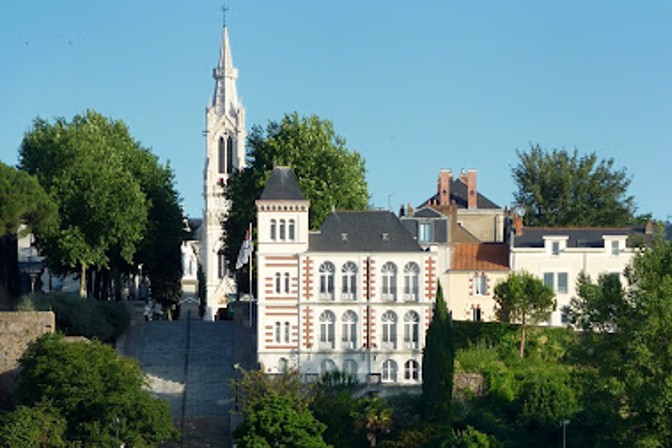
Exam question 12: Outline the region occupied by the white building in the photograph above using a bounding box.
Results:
[201,23,247,320]
[510,216,649,326]
[256,167,439,384]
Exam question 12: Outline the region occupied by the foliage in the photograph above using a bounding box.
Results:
[493,271,555,359]
[0,400,67,447]
[17,333,176,446]
[224,112,369,273]
[233,392,328,448]
[230,368,313,417]
[448,425,500,448]
[17,292,129,342]
[353,398,393,448]
[422,283,454,423]
[311,390,363,448]
[455,341,500,373]
[19,110,183,301]
[512,144,635,226]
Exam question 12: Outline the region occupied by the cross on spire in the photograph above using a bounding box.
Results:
[222,4,229,28]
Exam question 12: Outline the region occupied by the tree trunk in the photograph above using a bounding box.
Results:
[519,323,526,359]
[79,263,87,298]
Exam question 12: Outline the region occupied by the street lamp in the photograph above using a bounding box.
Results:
[560,419,570,448]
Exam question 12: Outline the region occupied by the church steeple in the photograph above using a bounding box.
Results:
[211,26,239,116]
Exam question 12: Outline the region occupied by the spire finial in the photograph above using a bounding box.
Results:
[222,4,229,28]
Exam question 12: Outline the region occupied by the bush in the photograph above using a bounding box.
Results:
[455,341,500,373]
[16,292,130,342]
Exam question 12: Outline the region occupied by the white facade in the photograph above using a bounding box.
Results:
[511,230,636,326]
[201,25,247,320]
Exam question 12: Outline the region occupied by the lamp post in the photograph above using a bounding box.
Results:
[561,419,570,448]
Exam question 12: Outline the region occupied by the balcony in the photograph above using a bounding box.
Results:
[381,341,396,350]
[319,341,335,350]
[381,293,396,302]
[403,293,417,302]
[319,292,335,301]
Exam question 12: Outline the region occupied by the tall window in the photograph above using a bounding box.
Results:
[381,311,397,349]
[551,241,560,255]
[321,359,337,376]
[319,311,335,349]
[472,273,487,295]
[611,240,620,256]
[274,322,281,343]
[382,359,398,383]
[278,358,288,373]
[341,261,357,300]
[472,306,482,322]
[557,272,568,294]
[284,273,290,293]
[381,262,397,301]
[341,311,357,349]
[343,359,358,379]
[404,360,419,381]
[288,220,296,240]
[279,220,286,240]
[403,311,420,349]
[544,272,568,294]
[319,262,335,300]
[543,272,554,290]
[275,273,282,294]
[226,136,234,174]
[284,322,290,343]
[418,222,433,243]
[218,137,226,174]
[270,220,277,240]
[403,262,420,301]
[217,253,226,279]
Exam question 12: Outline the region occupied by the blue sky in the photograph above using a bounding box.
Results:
[2,1,671,220]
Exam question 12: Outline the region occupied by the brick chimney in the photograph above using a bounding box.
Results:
[437,169,452,206]
[513,213,523,236]
[465,169,477,209]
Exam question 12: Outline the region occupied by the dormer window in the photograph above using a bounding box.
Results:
[341,233,348,241]
[552,241,560,256]
[418,222,433,243]
[611,240,620,256]
[382,233,390,241]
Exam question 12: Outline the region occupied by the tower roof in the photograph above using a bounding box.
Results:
[260,167,306,201]
[211,26,240,116]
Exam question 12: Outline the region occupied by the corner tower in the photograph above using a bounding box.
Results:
[202,23,246,320]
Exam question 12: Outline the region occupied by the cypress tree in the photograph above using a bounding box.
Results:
[421,282,454,423]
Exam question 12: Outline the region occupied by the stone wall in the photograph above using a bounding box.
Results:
[0,311,55,406]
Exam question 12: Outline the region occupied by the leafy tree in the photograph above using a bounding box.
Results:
[234,392,328,448]
[493,272,555,359]
[0,400,67,447]
[0,163,57,304]
[353,398,393,448]
[422,283,454,422]
[224,112,369,281]
[512,145,635,227]
[230,367,312,417]
[17,333,176,446]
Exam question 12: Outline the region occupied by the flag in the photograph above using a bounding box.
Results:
[235,223,253,269]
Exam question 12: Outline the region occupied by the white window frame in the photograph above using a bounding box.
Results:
[341,261,357,300]
[404,359,419,381]
[341,310,357,349]
[418,222,433,243]
[381,311,397,349]
[382,359,398,383]
[381,262,397,301]
[319,311,336,350]
[270,219,277,241]
[288,219,296,240]
[403,311,420,349]
[403,262,420,301]
[472,273,487,296]
[319,262,335,300]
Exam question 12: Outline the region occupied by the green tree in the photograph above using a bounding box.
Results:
[230,367,312,417]
[493,272,555,359]
[0,400,67,448]
[512,145,635,227]
[224,112,368,282]
[422,283,454,422]
[0,163,57,304]
[353,398,393,448]
[17,333,176,446]
[234,392,328,448]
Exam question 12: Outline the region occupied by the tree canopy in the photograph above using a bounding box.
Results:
[493,271,555,359]
[224,112,369,279]
[512,145,635,227]
[15,333,176,446]
[19,110,183,302]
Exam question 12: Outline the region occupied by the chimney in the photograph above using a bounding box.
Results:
[513,214,523,236]
[466,169,477,209]
[437,169,452,206]
[407,202,414,217]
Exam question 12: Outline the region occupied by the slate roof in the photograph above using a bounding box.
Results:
[259,167,306,201]
[423,178,500,209]
[513,227,640,248]
[451,243,509,271]
[309,211,424,253]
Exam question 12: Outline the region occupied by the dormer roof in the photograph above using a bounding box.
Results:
[259,167,306,201]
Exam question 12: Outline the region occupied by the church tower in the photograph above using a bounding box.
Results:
[202,22,246,320]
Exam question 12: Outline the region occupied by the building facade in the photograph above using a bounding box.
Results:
[256,167,438,384]
[201,24,247,320]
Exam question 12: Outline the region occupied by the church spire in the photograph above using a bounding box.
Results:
[211,24,239,116]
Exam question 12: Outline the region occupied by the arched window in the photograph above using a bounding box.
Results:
[404,311,420,349]
[284,321,290,343]
[288,220,296,240]
[341,310,357,349]
[381,311,397,349]
[319,262,335,300]
[404,360,419,381]
[284,273,290,293]
[270,220,277,240]
[382,359,398,383]
[319,311,336,349]
[343,359,358,379]
[226,136,234,174]
[278,357,288,373]
[341,261,357,300]
[472,273,487,296]
[321,359,337,376]
[403,262,420,301]
[381,262,397,301]
[274,322,281,343]
[218,137,226,174]
[279,220,286,240]
[275,273,281,294]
